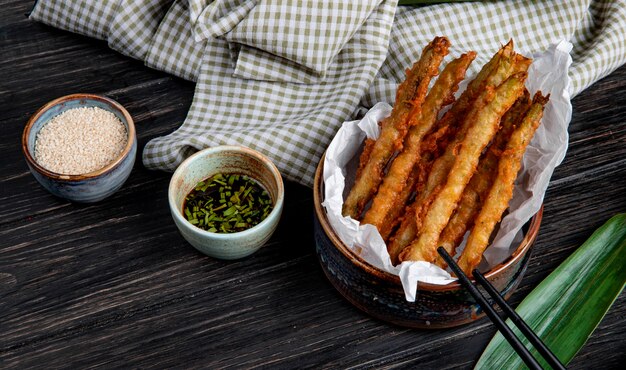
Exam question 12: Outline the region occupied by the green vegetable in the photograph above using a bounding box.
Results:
[476,213,626,369]
[182,173,273,233]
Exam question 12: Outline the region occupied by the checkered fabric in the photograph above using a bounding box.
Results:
[108,0,173,61]
[30,0,626,187]
[143,0,397,185]
[30,0,119,40]
[145,0,207,82]
[362,0,626,107]
[189,0,383,83]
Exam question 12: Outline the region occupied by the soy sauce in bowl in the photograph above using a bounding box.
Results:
[182,173,273,233]
[168,145,284,260]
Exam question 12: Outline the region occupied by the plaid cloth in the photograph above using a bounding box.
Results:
[30,0,626,187]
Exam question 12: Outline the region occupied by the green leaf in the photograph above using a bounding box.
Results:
[476,213,626,369]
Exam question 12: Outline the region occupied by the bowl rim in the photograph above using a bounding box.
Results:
[21,93,136,181]
[313,152,542,291]
[168,145,285,239]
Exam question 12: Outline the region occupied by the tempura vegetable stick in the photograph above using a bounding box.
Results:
[433,42,530,158]
[356,138,376,179]
[458,92,549,276]
[362,52,476,231]
[434,91,531,268]
[342,37,450,219]
[387,43,528,263]
[398,72,528,264]
[388,207,419,260]
[377,162,420,240]
[431,40,526,144]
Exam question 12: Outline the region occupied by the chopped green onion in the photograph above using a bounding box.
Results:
[182,173,274,233]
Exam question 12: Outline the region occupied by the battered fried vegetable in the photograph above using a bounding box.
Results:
[378,150,435,241]
[430,40,527,147]
[356,138,376,179]
[389,207,419,260]
[457,92,549,276]
[342,37,450,219]
[377,162,420,240]
[362,52,476,232]
[398,72,528,264]
[434,91,531,268]
[387,42,529,263]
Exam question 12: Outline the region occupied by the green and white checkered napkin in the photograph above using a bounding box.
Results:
[30,0,626,187]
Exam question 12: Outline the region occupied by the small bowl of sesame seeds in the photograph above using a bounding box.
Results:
[22,93,137,203]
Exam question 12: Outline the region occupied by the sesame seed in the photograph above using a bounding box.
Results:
[34,106,128,175]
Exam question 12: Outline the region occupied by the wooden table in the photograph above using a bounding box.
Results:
[2,2,625,368]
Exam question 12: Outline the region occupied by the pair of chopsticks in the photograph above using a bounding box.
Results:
[437,247,566,370]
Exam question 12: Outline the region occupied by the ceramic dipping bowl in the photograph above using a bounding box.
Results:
[168,145,284,260]
[313,154,542,329]
[22,93,137,203]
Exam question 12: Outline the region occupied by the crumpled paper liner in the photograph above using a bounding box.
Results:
[322,40,573,302]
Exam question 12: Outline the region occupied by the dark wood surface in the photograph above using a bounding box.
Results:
[1,1,625,368]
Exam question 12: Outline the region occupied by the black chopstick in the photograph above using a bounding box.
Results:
[437,247,566,370]
[472,268,566,370]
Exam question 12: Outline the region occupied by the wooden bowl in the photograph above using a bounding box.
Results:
[313,154,542,328]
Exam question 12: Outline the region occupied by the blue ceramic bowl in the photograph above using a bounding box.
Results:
[22,94,137,203]
[168,146,284,260]
[313,153,542,328]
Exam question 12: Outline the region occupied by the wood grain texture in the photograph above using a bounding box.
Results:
[1,1,625,368]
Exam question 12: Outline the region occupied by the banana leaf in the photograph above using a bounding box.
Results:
[475,213,626,369]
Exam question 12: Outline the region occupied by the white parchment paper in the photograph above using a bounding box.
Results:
[321,41,573,302]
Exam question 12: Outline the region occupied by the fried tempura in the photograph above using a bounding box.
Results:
[378,150,434,241]
[434,90,531,268]
[377,163,420,240]
[356,138,376,179]
[457,92,549,276]
[398,72,528,264]
[362,52,476,232]
[342,37,450,219]
[386,42,529,263]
